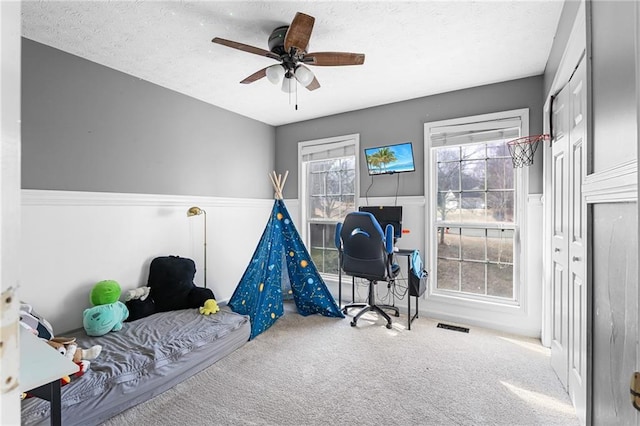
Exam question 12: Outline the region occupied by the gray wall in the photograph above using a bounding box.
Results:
[275,76,544,199]
[590,0,638,172]
[22,38,275,198]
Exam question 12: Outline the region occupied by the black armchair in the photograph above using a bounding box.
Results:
[335,211,400,329]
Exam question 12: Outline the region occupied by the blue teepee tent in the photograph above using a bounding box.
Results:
[229,172,344,339]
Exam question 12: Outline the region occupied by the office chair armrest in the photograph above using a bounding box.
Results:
[334,222,343,250]
[384,224,394,254]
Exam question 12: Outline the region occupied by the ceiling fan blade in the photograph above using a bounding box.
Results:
[284,12,315,53]
[212,37,280,61]
[304,52,365,66]
[304,76,321,91]
[240,67,268,84]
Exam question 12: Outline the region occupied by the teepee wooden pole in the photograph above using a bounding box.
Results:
[269,170,288,200]
[268,172,277,195]
[268,172,280,199]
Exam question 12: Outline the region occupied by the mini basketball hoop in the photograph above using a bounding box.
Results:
[506,134,549,168]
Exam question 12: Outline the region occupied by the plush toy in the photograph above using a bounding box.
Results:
[46,337,102,379]
[83,280,130,336]
[83,302,129,336]
[46,337,102,364]
[90,280,121,306]
[124,286,151,302]
[199,299,220,315]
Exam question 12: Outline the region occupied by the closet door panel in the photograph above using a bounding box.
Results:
[551,84,570,389]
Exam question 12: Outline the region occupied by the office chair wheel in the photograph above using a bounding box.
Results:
[350,320,357,327]
[394,312,400,317]
[386,323,392,329]
[342,308,348,315]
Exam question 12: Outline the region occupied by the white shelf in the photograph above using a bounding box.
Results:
[19,327,79,392]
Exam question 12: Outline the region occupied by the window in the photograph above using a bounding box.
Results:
[435,141,516,299]
[427,111,527,305]
[299,135,359,275]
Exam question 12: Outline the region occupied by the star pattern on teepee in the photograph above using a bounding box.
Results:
[229,171,344,339]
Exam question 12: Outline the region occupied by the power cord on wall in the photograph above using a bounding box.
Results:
[364,175,375,206]
[394,172,400,206]
[363,172,401,207]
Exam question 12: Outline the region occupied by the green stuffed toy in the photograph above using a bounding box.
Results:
[90,280,121,306]
[83,302,129,336]
[83,280,129,336]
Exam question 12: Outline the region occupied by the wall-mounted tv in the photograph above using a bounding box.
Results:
[364,142,415,176]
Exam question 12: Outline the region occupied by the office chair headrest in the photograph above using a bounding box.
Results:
[343,212,384,238]
[340,212,394,254]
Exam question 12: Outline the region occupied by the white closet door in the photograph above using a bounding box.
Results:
[567,57,587,425]
[551,81,570,389]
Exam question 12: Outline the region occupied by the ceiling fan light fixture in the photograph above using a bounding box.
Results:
[294,65,314,87]
[281,76,296,93]
[212,12,365,95]
[266,64,285,85]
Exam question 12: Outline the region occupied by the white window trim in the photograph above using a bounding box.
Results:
[297,134,360,244]
[424,109,537,332]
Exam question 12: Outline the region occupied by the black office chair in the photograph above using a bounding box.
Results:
[335,211,400,329]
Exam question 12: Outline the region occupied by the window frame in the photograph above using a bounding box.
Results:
[425,109,530,316]
[432,141,519,305]
[298,134,360,277]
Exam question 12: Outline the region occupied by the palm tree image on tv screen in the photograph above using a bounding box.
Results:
[364,142,415,175]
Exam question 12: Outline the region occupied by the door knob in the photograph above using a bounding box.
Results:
[554,248,561,252]
[630,372,640,411]
[572,256,581,262]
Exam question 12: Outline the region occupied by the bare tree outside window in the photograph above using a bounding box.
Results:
[434,139,517,300]
[307,157,355,274]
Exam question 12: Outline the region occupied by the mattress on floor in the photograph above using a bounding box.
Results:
[21,307,250,426]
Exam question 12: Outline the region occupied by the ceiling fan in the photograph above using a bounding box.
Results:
[212,12,365,93]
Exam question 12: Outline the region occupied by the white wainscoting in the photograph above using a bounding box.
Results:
[21,189,273,333]
[22,190,542,337]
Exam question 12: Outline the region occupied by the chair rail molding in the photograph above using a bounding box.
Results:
[21,189,269,208]
[583,160,638,203]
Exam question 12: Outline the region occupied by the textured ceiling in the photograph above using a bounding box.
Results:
[21,1,564,126]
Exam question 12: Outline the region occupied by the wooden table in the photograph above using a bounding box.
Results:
[20,328,79,426]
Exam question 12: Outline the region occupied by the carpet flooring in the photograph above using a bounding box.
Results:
[103,304,579,425]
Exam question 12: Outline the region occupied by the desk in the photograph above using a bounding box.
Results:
[395,248,422,330]
[20,328,79,426]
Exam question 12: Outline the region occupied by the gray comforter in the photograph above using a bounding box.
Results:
[22,308,250,426]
